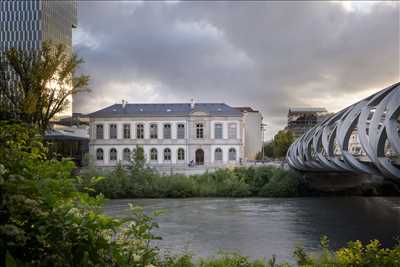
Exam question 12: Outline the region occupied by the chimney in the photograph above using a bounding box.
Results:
[190,98,195,109]
[122,99,127,109]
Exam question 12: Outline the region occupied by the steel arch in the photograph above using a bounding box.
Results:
[286,82,400,179]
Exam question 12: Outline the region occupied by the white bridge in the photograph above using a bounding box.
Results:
[287,82,400,180]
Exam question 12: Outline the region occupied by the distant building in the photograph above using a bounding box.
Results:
[0,0,77,112]
[87,101,262,171]
[286,107,329,138]
[234,107,263,160]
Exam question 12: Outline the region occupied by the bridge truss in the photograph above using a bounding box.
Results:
[286,82,400,179]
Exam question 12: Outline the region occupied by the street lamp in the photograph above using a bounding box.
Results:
[260,123,268,161]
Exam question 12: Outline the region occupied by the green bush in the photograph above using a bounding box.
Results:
[91,165,302,199]
[259,168,300,197]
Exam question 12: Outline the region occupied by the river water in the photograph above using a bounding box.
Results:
[103,197,400,262]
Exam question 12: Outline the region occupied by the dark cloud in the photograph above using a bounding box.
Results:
[73,1,399,139]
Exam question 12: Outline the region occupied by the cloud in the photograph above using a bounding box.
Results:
[73,1,399,139]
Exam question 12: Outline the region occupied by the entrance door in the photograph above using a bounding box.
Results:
[195,149,204,165]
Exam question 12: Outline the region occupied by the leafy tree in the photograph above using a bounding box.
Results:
[256,142,274,160]
[272,130,294,158]
[0,41,89,133]
[131,145,146,171]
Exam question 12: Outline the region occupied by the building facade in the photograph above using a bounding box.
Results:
[234,107,263,160]
[0,0,77,112]
[286,107,329,139]
[88,102,246,169]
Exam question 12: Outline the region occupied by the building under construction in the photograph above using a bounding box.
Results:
[286,107,329,139]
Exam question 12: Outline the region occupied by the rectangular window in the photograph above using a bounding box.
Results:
[109,124,117,139]
[163,124,171,139]
[136,124,144,139]
[123,124,131,139]
[150,124,158,139]
[214,123,223,139]
[228,123,237,139]
[196,123,204,139]
[177,124,185,139]
[96,124,103,139]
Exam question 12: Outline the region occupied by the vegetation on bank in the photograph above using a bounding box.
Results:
[81,147,303,198]
[256,130,294,160]
[1,122,400,267]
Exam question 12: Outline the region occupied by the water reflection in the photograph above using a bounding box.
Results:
[103,197,400,262]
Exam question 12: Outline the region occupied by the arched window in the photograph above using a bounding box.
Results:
[229,148,236,161]
[110,148,117,161]
[150,148,158,161]
[215,148,223,161]
[96,148,104,161]
[123,148,131,161]
[177,148,185,161]
[164,148,171,161]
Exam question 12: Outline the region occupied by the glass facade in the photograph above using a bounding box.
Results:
[0,0,77,111]
[0,0,77,52]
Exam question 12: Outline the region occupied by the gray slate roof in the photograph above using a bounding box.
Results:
[88,103,242,118]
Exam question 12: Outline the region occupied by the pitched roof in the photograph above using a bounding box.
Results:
[88,103,242,118]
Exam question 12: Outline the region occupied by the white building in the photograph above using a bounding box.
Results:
[234,107,263,160]
[88,101,263,170]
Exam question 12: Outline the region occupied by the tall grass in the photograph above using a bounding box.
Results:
[81,165,303,198]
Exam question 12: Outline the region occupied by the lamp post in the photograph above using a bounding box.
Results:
[261,123,268,161]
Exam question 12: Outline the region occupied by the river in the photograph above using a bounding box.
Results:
[103,197,400,262]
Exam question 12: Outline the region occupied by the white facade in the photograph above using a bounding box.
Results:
[89,112,244,168]
[241,110,263,160]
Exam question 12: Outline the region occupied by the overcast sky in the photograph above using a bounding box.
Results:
[73,1,399,140]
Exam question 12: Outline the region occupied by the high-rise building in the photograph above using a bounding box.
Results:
[1,0,77,52]
[0,0,77,112]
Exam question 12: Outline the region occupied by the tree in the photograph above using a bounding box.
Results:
[0,41,89,133]
[272,130,294,158]
[256,142,274,160]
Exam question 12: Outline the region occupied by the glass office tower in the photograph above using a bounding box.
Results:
[0,0,77,52]
[0,0,77,112]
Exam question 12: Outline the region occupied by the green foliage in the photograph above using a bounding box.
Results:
[293,236,400,267]
[256,142,274,160]
[257,131,294,159]
[259,168,300,197]
[272,130,294,158]
[91,165,301,198]
[197,252,266,267]
[0,41,90,132]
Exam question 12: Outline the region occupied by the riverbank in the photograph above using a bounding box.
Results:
[81,165,304,198]
[81,164,400,199]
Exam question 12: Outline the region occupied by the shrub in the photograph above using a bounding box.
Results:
[259,168,300,197]
[90,165,302,198]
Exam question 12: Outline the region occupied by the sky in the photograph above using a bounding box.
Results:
[73,1,400,140]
